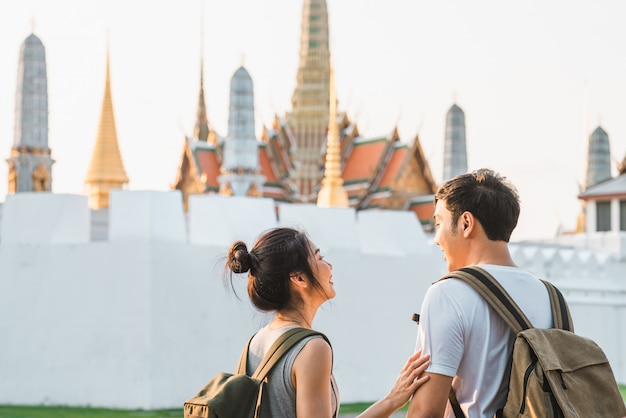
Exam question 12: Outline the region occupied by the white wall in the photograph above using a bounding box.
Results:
[0,192,443,409]
[0,192,623,410]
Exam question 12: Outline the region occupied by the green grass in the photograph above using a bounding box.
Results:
[0,406,182,418]
[338,402,373,413]
[0,404,380,417]
[1,390,624,418]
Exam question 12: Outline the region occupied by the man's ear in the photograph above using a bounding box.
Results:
[461,211,474,236]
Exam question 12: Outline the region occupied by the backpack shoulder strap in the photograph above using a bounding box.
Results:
[253,327,329,381]
[441,266,532,334]
[441,266,532,418]
[235,334,256,375]
[541,279,574,332]
[236,327,329,381]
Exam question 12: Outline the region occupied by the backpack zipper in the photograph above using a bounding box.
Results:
[519,357,538,414]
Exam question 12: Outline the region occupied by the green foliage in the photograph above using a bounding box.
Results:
[620,385,626,401]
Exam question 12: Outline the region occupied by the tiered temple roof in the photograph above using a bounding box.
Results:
[172,0,438,226]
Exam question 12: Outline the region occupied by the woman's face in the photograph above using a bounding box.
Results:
[309,244,336,301]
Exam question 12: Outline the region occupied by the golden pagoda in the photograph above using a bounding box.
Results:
[85,46,129,209]
[317,66,348,208]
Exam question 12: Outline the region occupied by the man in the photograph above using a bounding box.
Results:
[407,169,553,417]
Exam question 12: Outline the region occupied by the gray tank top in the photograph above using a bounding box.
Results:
[247,325,339,418]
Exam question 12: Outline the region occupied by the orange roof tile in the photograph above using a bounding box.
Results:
[378,145,408,189]
[194,148,220,190]
[408,199,435,224]
[271,135,290,175]
[342,138,387,182]
[258,145,278,183]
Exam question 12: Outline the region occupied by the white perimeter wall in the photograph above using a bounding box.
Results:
[0,192,623,410]
[0,191,443,409]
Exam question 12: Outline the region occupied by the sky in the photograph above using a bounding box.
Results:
[1,0,625,242]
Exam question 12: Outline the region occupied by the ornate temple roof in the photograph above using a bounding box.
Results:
[171,0,439,223]
[578,173,626,200]
[173,57,223,207]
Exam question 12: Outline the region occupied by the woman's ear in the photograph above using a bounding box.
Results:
[289,273,308,289]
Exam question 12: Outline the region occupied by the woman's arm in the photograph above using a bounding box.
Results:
[357,351,431,418]
[292,337,334,418]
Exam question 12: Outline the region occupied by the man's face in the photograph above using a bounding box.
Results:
[433,200,466,272]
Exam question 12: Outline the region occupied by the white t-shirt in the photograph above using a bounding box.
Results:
[414,264,553,418]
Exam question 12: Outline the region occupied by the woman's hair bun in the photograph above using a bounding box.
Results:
[226,240,252,274]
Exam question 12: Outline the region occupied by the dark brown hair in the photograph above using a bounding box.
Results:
[435,168,520,242]
[224,228,324,312]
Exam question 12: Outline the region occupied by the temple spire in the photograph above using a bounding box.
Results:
[317,66,348,208]
[584,125,611,188]
[85,42,129,208]
[442,102,468,181]
[193,3,210,143]
[193,60,210,142]
[286,0,331,201]
[8,31,54,193]
[218,66,265,196]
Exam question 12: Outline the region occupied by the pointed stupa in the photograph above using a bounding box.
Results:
[584,125,611,188]
[442,103,468,182]
[317,66,348,208]
[85,45,129,209]
[193,61,210,142]
[218,66,265,196]
[286,0,331,201]
[7,32,55,193]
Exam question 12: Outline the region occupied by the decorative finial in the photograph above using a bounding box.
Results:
[316,60,349,208]
[106,28,111,54]
[105,29,111,76]
[200,0,205,61]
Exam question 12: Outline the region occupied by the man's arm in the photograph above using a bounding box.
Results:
[405,372,452,418]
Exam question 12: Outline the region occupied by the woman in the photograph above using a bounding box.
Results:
[225,227,429,418]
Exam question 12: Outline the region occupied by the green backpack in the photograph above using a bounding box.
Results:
[443,266,626,418]
[184,327,327,418]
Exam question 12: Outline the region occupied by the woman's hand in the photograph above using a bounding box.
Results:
[357,351,430,418]
[385,350,431,410]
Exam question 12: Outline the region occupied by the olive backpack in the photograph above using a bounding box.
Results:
[184,327,328,418]
[441,266,626,418]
